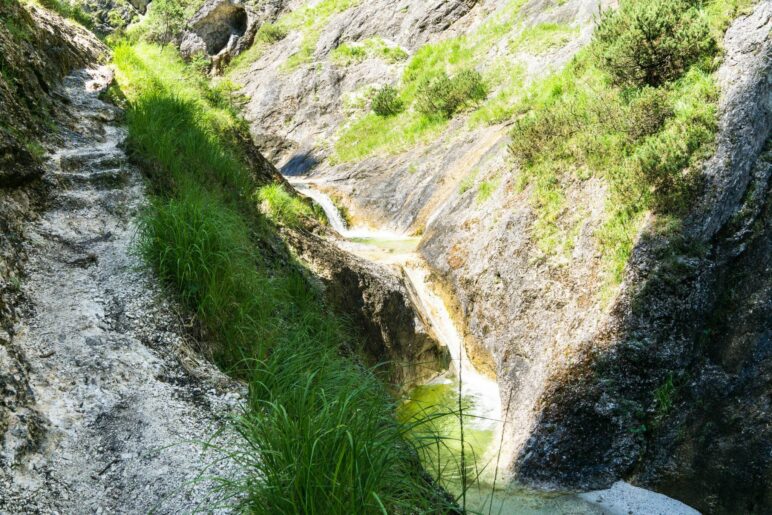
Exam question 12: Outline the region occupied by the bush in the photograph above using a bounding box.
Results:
[371,85,403,117]
[256,22,287,43]
[141,0,186,45]
[594,0,715,88]
[415,69,487,119]
[624,87,673,140]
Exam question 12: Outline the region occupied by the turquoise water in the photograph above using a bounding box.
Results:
[350,236,420,253]
[399,379,603,514]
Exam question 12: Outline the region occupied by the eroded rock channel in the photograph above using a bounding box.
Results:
[0,67,239,513]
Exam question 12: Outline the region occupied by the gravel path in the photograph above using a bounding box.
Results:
[0,67,241,514]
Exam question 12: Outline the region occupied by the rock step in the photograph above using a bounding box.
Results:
[50,187,141,212]
[58,149,127,172]
[53,167,134,190]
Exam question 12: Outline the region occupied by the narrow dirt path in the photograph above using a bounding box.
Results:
[0,68,239,513]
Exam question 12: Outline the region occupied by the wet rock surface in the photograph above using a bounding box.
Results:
[0,67,240,513]
[282,228,449,389]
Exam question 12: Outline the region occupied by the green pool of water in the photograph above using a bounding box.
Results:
[399,380,604,514]
[350,236,420,253]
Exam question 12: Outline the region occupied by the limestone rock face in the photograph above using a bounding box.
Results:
[179,0,258,69]
[282,229,449,389]
[232,0,771,511]
[0,1,107,187]
[513,5,772,513]
[236,0,484,167]
[127,0,150,14]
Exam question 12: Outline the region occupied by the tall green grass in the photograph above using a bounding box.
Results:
[113,42,455,513]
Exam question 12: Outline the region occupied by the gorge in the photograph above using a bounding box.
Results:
[1,0,770,513]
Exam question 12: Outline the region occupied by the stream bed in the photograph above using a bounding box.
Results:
[290,179,607,513]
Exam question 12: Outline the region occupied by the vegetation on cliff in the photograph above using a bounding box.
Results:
[508,0,754,290]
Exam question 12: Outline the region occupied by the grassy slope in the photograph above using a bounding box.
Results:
[112,42,452,514]
[324,0,751,296]
[508,0,754,293]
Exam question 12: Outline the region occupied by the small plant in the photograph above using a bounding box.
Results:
[476,178,498,203]
[415,69,487,119]
[653,374,676,426]
[330,42,367,64]
[593,0,715,88]
[257,183,323,228]
[332,38,408,66]
[142,0,186,46]
[371,85,403,117]
[256,22,287,43]
[24,141,46,161]
[188,53,210,75]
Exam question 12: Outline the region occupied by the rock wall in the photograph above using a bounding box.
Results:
[282,228,449,389]
[514,5,771,513]
[231,0,771,511]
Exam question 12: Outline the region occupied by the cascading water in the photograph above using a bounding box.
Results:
[290,181,686,514]
[402,265,501,432]
[290,180,351,236]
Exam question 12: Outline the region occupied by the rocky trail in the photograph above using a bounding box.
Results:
[0,67,239,513]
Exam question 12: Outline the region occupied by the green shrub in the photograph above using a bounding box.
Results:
[256,22,287,43]
[141,0,186,45]
[508,0,729,289]
[415,69,487,119]
[594,0,716,88]
[371,85,403,117]
[624,87,673,140]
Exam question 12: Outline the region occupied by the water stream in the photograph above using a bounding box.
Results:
[290,179,610,513]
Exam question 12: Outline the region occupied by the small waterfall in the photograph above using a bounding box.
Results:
[403,265,501,431]
[288,181,659,513]
[292,180,501,429]
[290,180,351,236]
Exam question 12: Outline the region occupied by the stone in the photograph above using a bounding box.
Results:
[179,0,257,64]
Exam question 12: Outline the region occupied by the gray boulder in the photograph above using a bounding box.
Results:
[179,0,257,66]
